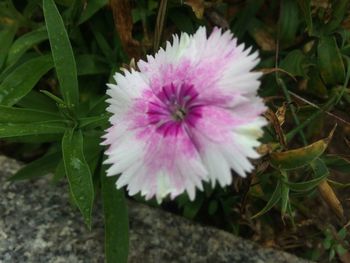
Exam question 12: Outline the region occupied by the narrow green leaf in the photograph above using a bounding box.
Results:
[323,155,350,174]
[0,25,17,69]
[297,0,313,35]
[6,27,48,66]
[279,0,300,43]
[79,114,109,129]
[231,0,264,39]
[280,171,289,216]
[318,36,345,85]
[287,159,329,192]
[0,105,61,122]
[53,160,65,184]
[324,0,349,33]
[9,151,61,181]
[62,129,94,228]
[43,0,79,107]
[101,164,129,263]
[0,121,66,138]
[183,196,204,219]
[251,180,282,219]
[0,55,53,106]
[76,55,109,75]
[79,0,108,24]
[16,90,57,113]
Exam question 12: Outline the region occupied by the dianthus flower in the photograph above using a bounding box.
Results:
[103,27,266,203]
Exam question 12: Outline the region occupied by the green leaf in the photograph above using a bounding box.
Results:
[287,159,329,192]
[251,180,282,219]
[324,0,349,33]
[0,25,17,70]
[16,90,57,113]
[62,129,94,228]
[280,50,307,77]
[323,155,350,174]
[318,36,345,85]
[101,164,129,263]
[280,171,289,216]
[43,0,79,107]
[0,121,66,138]
[305,67,328,99]
[183,195,204,219]
[0,55,53,106]
[79,0,108,24]
[168,9,194,33]
[76,55,109,75]
[231,0,264,39]
[6,27,48,66]
[297,0,313,35]
[9,151,61,181]
[0,105,61,122]
[279,0,300,43]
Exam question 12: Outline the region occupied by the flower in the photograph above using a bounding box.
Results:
[103,27,266,203]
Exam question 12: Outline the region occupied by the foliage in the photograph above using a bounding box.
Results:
[1,0,350,262]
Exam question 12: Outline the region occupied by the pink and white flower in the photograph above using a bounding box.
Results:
[103,27,266,203]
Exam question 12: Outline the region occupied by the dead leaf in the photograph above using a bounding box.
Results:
[318,180,344,220]
[109,0,141,59]
[250,28,276,51]
[185,0,205,19]
[276,103,287,126]
[264,109,287,148]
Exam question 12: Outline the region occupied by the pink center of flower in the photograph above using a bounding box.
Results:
[146,83,203,136]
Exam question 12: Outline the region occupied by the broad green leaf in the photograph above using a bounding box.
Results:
[0,105,61,122]
[43,0,79,107]
[9,151,61,181]
[0,121,66,138]
[79,0,108,24]
[287,159,329,192]
[251,180,282,219]
[305,67,328,99]
[0,55,53,106]
[62,129,94,228]
[279,0,300,43]
[318,36,345,85]
[297,0,313,35]
[101,164,129,263]
[270,135,330,170]
[6,27,48,66]
[0,25,17,70]
[280,50,307,77]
